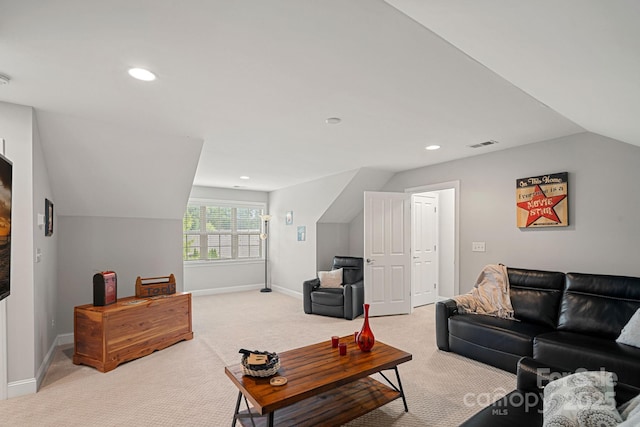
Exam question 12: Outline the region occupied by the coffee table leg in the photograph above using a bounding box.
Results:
[232,391,242,426]
[379,367,409,413]
[267,411,274,427]
[232,391,259,427]
[394,366,409,412]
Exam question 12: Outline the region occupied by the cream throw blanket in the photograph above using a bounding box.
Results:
[453,264,515,319]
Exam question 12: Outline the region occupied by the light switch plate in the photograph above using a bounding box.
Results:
[472,242,486,252]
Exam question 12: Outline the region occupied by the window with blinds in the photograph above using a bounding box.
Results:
[183,201,264,262]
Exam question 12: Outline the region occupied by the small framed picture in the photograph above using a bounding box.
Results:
[45,198,54,236]
[285,211,293,225]
[297,226,306,242]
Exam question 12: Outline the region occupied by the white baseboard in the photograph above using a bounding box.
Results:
[188,283,263,297]
[9,332,75,398]
[188,283,302,300]
[271,285,302,300]
[8,377,36,398]
[57,333,74,346]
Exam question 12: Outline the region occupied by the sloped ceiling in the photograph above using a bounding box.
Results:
[36,111,203,218]
[1,1,636,218]
[385,0,640,147]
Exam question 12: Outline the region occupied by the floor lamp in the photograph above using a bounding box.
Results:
[259,214,272,293]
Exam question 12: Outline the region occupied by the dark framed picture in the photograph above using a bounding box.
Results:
[45,198,54,236]
[0,153,12,302]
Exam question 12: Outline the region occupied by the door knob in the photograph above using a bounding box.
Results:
[366,258,375,264]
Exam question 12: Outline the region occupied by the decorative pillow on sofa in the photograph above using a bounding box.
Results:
[318,268,343,288]
[619,393,640,426]
[543,371,622,427]
[617,308,640,348]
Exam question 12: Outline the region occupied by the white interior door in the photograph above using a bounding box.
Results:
[411,193,439,307]
[364,191,411,317]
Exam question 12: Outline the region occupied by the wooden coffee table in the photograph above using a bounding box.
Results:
[224,336,412,427]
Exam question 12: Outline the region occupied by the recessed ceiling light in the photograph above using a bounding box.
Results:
[240,176,250,180]
[325,117,341,125]
[425,145,441,151]
[128,68,156,81]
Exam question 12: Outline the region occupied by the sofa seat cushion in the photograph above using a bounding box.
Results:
[310,288,344,306]
[449,314,553,356]
[534,331,640,389]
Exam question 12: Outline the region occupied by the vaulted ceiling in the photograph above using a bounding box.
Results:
[1,1,637,218]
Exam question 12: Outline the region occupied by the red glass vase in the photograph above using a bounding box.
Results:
[356,303,375,352]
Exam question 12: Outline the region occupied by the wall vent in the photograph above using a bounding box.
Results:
[469,140,499,149]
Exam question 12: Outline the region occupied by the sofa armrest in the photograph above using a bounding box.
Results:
[435,299,458,351]
[303,278,320,314]
[344,280,364,320]
[516,357,556,393]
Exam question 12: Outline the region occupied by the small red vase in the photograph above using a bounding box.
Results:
[356,303,375,352]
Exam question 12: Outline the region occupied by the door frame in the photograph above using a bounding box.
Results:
[405,181,460,297]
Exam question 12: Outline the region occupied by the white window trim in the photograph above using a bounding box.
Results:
[183,199,267,264]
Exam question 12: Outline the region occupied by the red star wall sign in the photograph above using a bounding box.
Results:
[516,173,568,228]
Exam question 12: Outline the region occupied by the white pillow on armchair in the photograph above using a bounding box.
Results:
[318,268,343,288]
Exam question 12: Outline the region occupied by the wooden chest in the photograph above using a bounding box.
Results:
[73,293,193,372]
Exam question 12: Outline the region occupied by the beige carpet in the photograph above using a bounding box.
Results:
[0,291,515,426]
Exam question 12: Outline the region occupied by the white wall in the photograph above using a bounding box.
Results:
[57,216,183,334]
[269,170,358,295]
[183,186,269,293]
[383,132,640,293]
[0,102,36,395]
[31,116,58,390]
[349,213,364,258]
[316,223,350,271]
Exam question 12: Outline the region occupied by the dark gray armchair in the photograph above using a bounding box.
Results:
[303,256,364,320]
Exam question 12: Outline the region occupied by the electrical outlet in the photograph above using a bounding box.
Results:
[472,242,486,252]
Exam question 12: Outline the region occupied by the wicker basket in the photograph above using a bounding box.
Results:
[241,351,280,377]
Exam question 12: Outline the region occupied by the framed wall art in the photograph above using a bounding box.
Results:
[45,198,54,236]
[297,226,306,241]
[516,172,568,228]
[0,152,12,301]
[285,210,293,225]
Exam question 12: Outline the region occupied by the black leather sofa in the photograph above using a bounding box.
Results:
[303,256,364,320]
[460,357,640,426]
[436,267,640,388]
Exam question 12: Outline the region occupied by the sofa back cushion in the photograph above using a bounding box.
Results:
[508,267,565,328]
[557,272,640,339]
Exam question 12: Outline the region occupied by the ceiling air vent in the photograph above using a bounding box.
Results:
[469,140,499,149]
